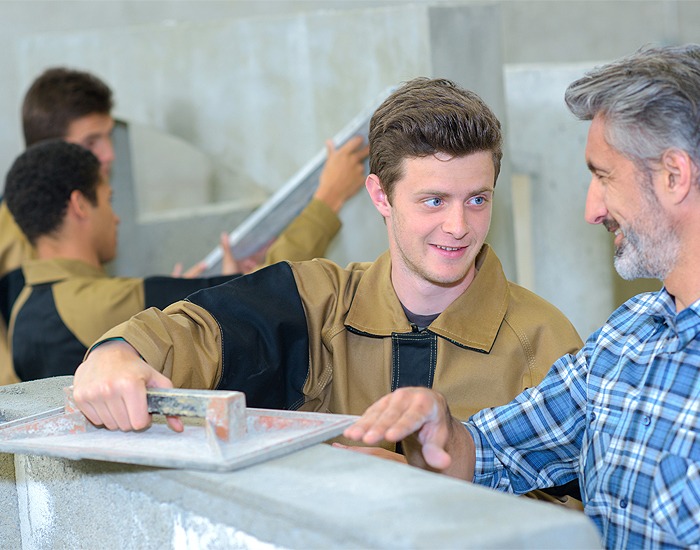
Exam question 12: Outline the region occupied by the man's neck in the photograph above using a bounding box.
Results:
[664,209,700,312]
[35,238,101,270]
[400,302,440,330]
[665,262,700,312]
[391,267,475,316]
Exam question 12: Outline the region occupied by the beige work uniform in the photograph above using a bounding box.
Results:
[96,245,583,422]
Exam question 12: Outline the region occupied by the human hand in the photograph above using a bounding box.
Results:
[219,232,242,275]
[331,442,408,464]
[171,261,206,278]
[171,233,245,278]
[224,238,275,275]
[314,135,370,213]
[343,387,461,473]
[73,340,183,433]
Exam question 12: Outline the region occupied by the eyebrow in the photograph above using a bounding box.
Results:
[79,135,100,145]
[586,160,605,174]
[418,186,494,197]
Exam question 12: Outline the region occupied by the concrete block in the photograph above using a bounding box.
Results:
[12,446,602,549]
[106,122,265,278]
[1,377,602,549]
[0,452,20,550]
[0,376,72,549]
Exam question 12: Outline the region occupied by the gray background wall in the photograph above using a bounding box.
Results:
[2,0,697,337]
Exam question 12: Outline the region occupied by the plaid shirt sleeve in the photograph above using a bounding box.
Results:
[464,289,700,548]
[466,334,594,494]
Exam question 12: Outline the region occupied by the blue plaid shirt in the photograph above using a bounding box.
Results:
[466,288,700,549]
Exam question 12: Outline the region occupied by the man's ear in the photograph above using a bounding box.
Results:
[67,189,91,220]
[660,148,694,205]
[365,174,391,218]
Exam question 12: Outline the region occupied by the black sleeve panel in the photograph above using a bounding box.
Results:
[12,284,87,380]
[186,262,309,411]
[0,268,24,325]
[143,274,241,310]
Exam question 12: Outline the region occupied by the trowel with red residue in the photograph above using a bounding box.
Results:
[0,387,356,471]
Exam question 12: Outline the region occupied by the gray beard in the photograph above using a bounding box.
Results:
[613,223,680,281]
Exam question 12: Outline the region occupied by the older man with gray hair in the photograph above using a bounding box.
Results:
[345,43,700,549]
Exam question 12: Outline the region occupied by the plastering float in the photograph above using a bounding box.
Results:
[0,386,356,471]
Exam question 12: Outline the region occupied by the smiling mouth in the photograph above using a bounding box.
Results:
[434,245,464,252]
[603,219,623,240]
[603,218,619,233]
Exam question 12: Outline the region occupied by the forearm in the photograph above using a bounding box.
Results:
[94,301,223,390]
[263,199,340,265]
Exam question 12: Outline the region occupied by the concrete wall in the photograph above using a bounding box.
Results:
[505,65,615,337]
[1,0,698,334]
[1,377,602,549]
[5,0,700,174]
[504,64,665,336]
[10,2,516,280]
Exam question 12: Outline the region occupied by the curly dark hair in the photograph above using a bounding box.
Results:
[369,77,502,201]
[4,140,101,244]
[22,67,113,147]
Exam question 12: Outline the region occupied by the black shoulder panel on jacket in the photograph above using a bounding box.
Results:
[143,274,241,310]
[186,262,309,411]
[12,284,87,381]
[0,268,24,325]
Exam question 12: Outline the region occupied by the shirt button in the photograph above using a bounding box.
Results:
[620,498,628,509]
[642,416,651,426]
[590,412,596,424]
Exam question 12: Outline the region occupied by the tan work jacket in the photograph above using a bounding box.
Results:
[0,202,34,385]
[97,245,583,423]
[9,198,340,382]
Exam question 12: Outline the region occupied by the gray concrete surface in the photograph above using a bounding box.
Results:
[0,1,694,333]
[0,376,70,550]
[105,121,266,278]
[504,64,614,337]
[13,3,515,280]
[1,377,602,549]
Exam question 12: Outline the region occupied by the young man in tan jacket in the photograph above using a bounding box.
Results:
[73,78,582,464]
[1,67,368,384]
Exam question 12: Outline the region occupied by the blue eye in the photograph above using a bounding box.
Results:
[425,197,443,207]
[469,196,485,206]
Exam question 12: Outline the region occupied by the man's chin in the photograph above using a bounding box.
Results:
[425,270,470,288]
[614,254,652,281]
[101,252,118,265]
[613,263,636,281]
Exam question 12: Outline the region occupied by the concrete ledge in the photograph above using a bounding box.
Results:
[1,378,602,548]
[1,376,70,550]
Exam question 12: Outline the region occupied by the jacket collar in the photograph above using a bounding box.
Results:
[23,258,107,286]
[345,245,508,352]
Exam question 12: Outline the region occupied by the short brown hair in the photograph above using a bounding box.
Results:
[369,77,502,201]
[22,67,113,147]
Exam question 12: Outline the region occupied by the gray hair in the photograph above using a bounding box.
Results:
[565,44,700,178]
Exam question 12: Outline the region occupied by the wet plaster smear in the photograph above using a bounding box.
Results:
[15,455,55,547]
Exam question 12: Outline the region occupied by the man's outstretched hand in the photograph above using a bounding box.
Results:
[343,387,475,479]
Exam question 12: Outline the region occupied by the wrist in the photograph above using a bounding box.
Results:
[313,188,343,213]
[86,338,139,360]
